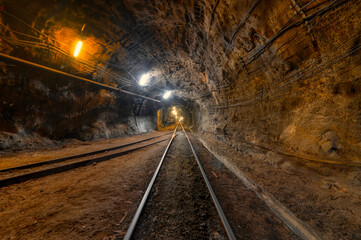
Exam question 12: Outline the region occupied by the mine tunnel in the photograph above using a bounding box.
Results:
[0,0,360,239]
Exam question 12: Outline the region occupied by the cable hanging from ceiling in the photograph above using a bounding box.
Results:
[217,0,344,91]
[194,0,319,101]
[0,6,163,102]
[194,0,349,104]
[0,8,137,87]
[215,37,361,109]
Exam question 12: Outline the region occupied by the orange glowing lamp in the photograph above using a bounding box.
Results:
[74,40,83,57]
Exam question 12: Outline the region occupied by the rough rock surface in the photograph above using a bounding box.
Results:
[1,0,361,163]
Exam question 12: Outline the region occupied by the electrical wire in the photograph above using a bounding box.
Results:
[0,52,160,102]
[207,0,262,83]
[1,8,135,86]
[216,0,344,90]
[216,41,361,108]
[0,31,132,86]
[192,0,326,101]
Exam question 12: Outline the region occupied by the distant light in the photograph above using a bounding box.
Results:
[179,117,184,122]
[163,91,172,99]
[172,109,177,116]
[139,73,150,86]
[74,40,83,57]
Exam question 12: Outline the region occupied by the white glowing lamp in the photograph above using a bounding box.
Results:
[139,73,150,86]
[163,90,172,99]
[74,40,83,57]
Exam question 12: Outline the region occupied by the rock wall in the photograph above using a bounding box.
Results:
[0,65,142,150]
[135,116,156,133]
[196,0,361,163]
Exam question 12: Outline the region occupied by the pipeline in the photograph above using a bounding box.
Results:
[0,52,160,103]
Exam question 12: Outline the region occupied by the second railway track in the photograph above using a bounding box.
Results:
[0,132,173,188]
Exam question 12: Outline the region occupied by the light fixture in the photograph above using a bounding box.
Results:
[163,90,172,99]
[74,40,83,57]
[139,73,150,86]
[172,109,177,116]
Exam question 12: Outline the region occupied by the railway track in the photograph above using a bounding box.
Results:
[124,124,236,240]
[0,125,324,239]
[0,132,173,188]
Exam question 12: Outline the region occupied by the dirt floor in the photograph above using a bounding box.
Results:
[0,131,172,240]
[1,128,357,239]
[198,131,361,240]
[133,132,227,240]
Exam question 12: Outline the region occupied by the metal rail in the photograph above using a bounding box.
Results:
[123,124,179,240]
[0,132,172,173]
[180,124,236,240]
[0,135,172,188]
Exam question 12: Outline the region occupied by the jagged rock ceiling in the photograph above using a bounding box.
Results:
[2,0,359,102]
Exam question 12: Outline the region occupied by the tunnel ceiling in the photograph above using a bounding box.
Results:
[3,0,357,103]
[4,0,225,101]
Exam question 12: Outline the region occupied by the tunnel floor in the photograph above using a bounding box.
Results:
[0,130,360,239]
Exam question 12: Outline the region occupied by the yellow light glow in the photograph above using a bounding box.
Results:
[74,40,83,57]
[179,117,184,122]
[172,110,177,116]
